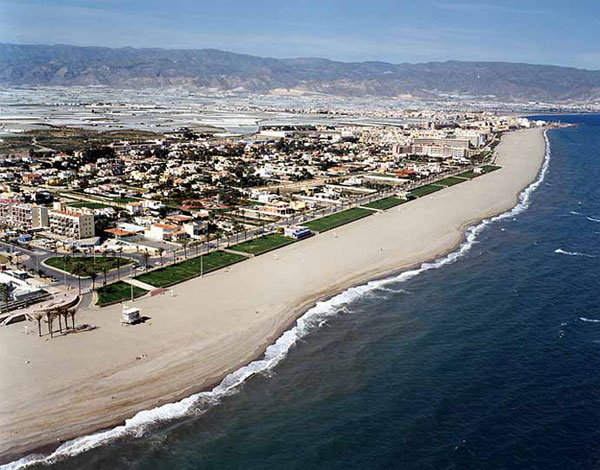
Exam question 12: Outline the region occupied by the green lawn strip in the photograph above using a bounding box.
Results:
[305,207,373,233]
[482,165,501,173]
[135,251,246,288]
[96,281,147,306]
[456,170,479,179]
[69,202,115,209]
[436,176,466,187]
[0,254,8,264]
[45,256,133,274]
[365,196,407,211]
[109,197,141,204]
[409,184,444,198]
[230,234,295,255]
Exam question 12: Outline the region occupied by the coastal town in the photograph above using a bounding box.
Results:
[0,107,545,330]
[2,0,599,467]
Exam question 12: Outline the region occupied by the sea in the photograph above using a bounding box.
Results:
[7,114,600,469]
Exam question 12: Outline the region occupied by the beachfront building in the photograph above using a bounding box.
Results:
[412,137,471,159]
[144,223,184,242]
[0,200,49,230]
[48,203,95,240]
[183,221,207,239]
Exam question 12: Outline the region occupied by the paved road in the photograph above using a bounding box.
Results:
[0,166,470,294]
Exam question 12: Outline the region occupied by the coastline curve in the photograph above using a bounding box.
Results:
[2,129,552,470]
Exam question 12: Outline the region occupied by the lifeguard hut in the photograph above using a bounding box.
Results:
[121,305,140,325]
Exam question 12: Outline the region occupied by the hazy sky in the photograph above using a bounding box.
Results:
[1,0,599,69]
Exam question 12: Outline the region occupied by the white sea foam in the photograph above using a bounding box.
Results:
[580,317,600,323]
[570,211,582,215]
[374,287,411,294]
[586,217,600,223]
[1,130,553,470]
[554,248,596,258]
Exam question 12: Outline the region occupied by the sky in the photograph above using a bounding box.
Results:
[1,0,600,69]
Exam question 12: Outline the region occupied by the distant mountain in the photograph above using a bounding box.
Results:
[1,43,600,102]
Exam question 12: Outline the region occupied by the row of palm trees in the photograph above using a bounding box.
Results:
[29,305,77,338]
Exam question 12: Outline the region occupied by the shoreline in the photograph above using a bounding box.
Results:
[0,128,548,466]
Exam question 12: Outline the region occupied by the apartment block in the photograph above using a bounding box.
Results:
[48,203,95,239]
[0,200,48,229]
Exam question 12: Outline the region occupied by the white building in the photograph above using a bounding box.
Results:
[48,203,95,239]
[0,200,48,230]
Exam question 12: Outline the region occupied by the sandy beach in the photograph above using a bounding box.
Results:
[0,128,546,464]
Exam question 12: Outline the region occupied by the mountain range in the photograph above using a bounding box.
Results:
[1,43,599,102]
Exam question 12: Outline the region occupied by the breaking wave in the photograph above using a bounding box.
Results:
[2,130,552,470]
[374,287,411,294]
[586,217,600,223]
[579,317,600,323]
[554,248,595,258]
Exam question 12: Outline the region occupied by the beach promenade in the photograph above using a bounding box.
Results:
[0,128,547,464]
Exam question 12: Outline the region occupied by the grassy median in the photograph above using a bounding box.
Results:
[230,234,295,255]
[365,196,407,210]
[409,184,444,198]
[45,255,133,274]
[436,176,467,187]
[135,251,246,288]
[96,281,147,306]
[305,207,373,233]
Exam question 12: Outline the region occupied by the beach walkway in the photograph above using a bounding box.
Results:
[122,278,155,291]
[223,248,254,258]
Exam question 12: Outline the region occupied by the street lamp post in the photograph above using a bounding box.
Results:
[130,265,137,302]
[201,222,206,278]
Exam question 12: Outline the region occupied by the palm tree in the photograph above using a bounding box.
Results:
[257,212,263,233]
[56,308,63,333]
[102,265,108,287]
[181,239,189,259]
[116,247,123,279]
[89,271,97,292]
[31,311,43,337]
[62,253,72,271]
[45,311,55,338]
[205,231,211,254]
[158,247,164,267]
[0,284,10,313]
[72,261,88,295]
[232,221,242,244]
[61,307,70,332]
[142,249,150,270]
[68,307,77,330]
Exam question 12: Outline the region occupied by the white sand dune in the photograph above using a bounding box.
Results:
[0,128,546,464]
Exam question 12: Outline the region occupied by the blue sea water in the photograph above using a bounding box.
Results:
[15,115,600,469]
